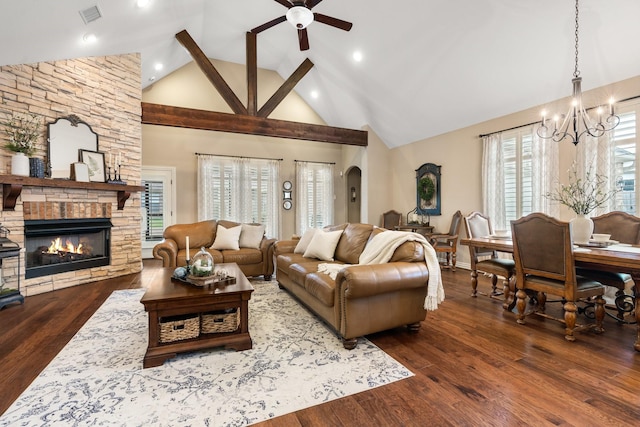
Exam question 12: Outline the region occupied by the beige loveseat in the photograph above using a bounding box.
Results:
[153,220,276,280]
[274,223,441,349]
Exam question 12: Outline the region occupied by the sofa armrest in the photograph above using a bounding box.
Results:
[335,262,429,299]
[153,239,179,267]
[261,237,277,275]
[274,239,298,256]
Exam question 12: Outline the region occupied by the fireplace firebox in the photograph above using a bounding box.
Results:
[24,218,112,279]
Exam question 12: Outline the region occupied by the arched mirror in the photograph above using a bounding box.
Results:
[47,115,98,179]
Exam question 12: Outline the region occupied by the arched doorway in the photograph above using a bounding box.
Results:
[346,166,362,223]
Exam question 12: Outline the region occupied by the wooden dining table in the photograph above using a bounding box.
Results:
[460,236,640,352]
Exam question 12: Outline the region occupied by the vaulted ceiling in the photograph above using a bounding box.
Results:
[2,0,640,148]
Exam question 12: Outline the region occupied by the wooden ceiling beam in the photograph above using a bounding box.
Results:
[175,30,248,115]
[258,58,314,118]
[142,102,367,146]
[246,32,258,116]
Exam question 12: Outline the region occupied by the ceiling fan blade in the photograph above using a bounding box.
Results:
[298,28,310,51]
[251,15,287,34]
[306,0,324,8]
[313,13,353,31]
[273,0,293,8]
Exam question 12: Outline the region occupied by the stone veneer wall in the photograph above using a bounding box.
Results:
[0,54,143,296]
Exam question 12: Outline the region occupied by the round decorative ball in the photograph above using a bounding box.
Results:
[173,266,188,279]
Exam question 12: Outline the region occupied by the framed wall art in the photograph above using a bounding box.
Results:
[79,149,106,182]
[416,162,441,216]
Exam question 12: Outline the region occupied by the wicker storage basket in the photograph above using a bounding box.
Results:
[201,308,239,334]
[159,314,200,343]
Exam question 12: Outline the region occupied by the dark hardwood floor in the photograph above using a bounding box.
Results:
[2,261,640,426]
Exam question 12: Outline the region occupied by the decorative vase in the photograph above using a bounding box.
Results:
[11,152,30,176]
[570,214,594,244]
[29,157,45,178]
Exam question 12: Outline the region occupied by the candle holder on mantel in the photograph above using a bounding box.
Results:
[107,164,127,185]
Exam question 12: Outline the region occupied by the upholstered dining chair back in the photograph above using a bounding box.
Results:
[381,210,402,230]
[512,213,570,281]
[448,210,463,237]
[464,211,516,304]
[592,211,640,244]
[464,211,495,258]
[511,212,605,341]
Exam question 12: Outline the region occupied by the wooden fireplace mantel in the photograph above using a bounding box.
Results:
[0,175,145,211]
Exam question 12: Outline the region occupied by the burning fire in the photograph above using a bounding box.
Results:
[47,237,84,254]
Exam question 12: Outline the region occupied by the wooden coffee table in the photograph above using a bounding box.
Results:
[140,262,254,368]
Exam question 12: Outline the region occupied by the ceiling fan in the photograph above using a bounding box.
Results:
[251,0,353,51]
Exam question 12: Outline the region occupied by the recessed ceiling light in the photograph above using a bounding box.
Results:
[137,0,152,7]
[352,51,363,62]
[148,76,156,82]
[154,63,163,71]
[83,33,97,44]
[311,90,319,99]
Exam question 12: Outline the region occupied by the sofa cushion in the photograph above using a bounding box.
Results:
[204,249,224,264]
[221,247,263,264]
[277,253,307,272]
[303,229,343,261]
[165,220,217,249]
[390,241,425,262]
[304,272,336,307]
[211,224,242,250]
[239,223,265,249]
[334,223,374,264]
[289,262,324,285]
[294,228,318,254]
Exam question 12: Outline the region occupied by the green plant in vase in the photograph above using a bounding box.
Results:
[2,112,41,156]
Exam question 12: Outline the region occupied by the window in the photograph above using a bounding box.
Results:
[502,130,533,223]
[612,108,638,214]
[142,180,164,241]
[141,166,175,259]
[198,155,279,238]
[295,161,334,234]
[482,127,557,229]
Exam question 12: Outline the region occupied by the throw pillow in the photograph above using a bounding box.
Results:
[239,224,266,249]
[211,224,242,250]
[303,229,343,261]
[294,228,318,254]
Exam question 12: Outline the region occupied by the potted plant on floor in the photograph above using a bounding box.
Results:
[2,112,42,176]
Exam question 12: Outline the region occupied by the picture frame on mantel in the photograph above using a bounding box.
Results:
[79,149,106,183]
[416,162,441,216]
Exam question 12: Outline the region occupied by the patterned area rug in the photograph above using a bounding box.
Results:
[1,281,412,426]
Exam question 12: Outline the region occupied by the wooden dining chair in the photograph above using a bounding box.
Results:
[511,212,605,341]
[576,211,640,321]
[463,211,516,308]
[429,210,463,271]
[381,210,402,230]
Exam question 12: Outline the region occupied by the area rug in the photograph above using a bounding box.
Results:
[0,281,413,426]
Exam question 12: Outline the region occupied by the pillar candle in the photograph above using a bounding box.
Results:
[185,236,190,261]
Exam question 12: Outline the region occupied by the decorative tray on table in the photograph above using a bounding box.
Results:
[575,239,619,248]
[171,266,236,287]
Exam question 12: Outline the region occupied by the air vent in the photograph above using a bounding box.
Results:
[79,5,102,24]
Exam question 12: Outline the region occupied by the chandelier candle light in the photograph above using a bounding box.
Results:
[536,0,620,145]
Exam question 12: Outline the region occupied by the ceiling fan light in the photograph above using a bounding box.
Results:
[286,6,314,29]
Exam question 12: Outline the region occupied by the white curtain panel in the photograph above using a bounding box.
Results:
[531,132,560,217]
[576,132,617,215]
[198,154,280,238]
[482,133,506,229]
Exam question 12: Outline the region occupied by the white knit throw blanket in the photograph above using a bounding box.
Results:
[318,231,444,311]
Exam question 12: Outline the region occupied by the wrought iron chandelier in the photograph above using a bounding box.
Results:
[536,0,620,145]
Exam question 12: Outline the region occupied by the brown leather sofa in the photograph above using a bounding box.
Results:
[274,223,431,349]
[153,220,276,280]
